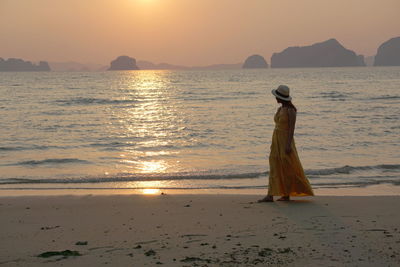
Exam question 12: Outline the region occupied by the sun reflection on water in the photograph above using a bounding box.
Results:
[138,160,169,173]
[110,71,181,193]
[125,180,168,195]
[142,188,161,195]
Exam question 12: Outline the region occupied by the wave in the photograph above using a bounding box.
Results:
[4,158,91,166]
[0,164,399,185]
[0,172,266,185]
[312,91,353,101]
[0,146,25,151]
[88,142,133,148]
[0,180,399,190]
[306,164,400,176]
[0,145,69,152]
[368,95,400,100]
[54,97,141,106]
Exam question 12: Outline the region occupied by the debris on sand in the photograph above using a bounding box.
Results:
[37,250,81,258]
[75,241,88,246]
[180,257,211,263]
[144,249,156,256]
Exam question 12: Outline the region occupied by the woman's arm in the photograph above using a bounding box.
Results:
[285,108,296,154]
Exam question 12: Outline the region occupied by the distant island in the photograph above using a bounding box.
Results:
[137,61,241,70]
[374,37,400,66]
[108,56,139,70]
[9,36,400,71]
[45,60,241,71]
[49,61,107,72]
[271,39,365,68]
[242,55,268,69]
[0,58,51,71]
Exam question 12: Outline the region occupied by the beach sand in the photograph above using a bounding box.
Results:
[0,194,399,266]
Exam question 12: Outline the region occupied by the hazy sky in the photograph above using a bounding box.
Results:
[1,0,399,65]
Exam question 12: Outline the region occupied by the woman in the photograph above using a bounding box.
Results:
[259,85,314,202]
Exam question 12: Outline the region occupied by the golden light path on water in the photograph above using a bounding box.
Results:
[114,71,178,194]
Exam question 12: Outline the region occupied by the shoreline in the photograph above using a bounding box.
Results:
[1,194,399,266]
[1,183,400,197]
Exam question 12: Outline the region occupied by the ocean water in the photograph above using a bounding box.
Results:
[0,67,399,193]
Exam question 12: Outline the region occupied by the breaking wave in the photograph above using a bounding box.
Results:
[0,164,399,186]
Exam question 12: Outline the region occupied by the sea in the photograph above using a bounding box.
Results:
[0,67,399,195]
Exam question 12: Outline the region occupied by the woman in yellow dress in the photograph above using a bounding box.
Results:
[259,85,314,202]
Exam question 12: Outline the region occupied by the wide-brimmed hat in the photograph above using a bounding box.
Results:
[271,85,292,101]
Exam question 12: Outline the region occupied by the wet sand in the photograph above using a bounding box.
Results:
[0,195,399,266]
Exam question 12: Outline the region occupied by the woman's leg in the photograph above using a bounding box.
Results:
[277,196,290,201]
[258,195,274,202]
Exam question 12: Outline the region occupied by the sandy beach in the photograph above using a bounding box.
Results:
[0,194,399,266]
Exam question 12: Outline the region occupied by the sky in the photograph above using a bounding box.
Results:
[1,0,399,66]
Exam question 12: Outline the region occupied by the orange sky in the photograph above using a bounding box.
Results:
[1,0,399,65]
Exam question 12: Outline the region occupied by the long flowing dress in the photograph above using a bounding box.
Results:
[268,107,314,196]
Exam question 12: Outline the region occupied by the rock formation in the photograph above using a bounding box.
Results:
[0,58,51,71]
[271,39,365,68]
[38,61,51,71]
[242,55,268,68]
[108,56,139,70]
[374,37,400,66]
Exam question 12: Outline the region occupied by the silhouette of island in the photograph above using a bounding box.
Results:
[136,61,241,70]
[49,61,107,72]
[271,39,365,68]
[0,58,51,71]
[108,56,139,70]
[193,63,241,70]
[242,55,268,69]
[374,37,400,66]
[137,61,186,70]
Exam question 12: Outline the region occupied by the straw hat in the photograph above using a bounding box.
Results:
[271,85,292,101]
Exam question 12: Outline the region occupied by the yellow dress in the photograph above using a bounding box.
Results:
[268,107,314,196]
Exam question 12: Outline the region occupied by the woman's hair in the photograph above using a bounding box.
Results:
[276,98,297,112]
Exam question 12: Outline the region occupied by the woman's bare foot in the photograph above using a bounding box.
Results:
[258,195,273,202]
[277,196,290,201]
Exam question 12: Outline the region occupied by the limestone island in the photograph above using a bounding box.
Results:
[108,56,139,70]
[374,37,400,66]
[242,55,268,69]
[271,39,365,68]
[0,58,51,71]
